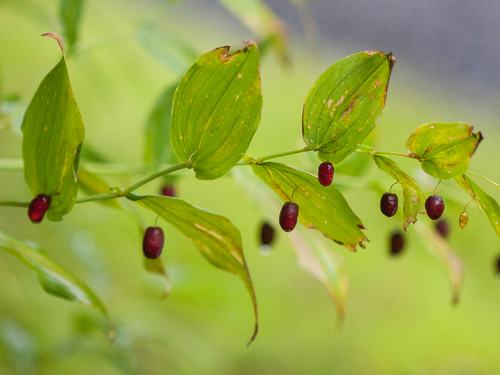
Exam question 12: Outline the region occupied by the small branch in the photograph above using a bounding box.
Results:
[76,193,120,204]
[0,200,29,207]
[355,148,417,160]
[121,163,189,195]
[239,147,313,165]
[466,171,500,188]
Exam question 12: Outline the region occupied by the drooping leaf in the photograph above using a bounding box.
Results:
[59,0,86,54]
[170,43,262,180]
[406,122,482,179]
[144,82,179,170]
[21,34,85,221]
[249,161,367,251]
[232,167,348,319]
[217,0,289,65]
[455,174,500,239]
[303,51,395,163]
[126,194,258,343]
[135,23,199,74]
[0,230,109,320]
[413,223,463,304]
[373,155,426,229]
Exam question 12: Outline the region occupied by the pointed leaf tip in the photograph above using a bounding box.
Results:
[41,33,65,55]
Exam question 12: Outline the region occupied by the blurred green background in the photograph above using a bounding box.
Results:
[1,1,500,374]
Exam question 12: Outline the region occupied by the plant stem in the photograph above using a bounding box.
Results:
[355,149,417,159]
[0,200,29,207]
[466,171,500,188]
[76,193,120,204]
[121,163,189,195]
[239,147,313,165]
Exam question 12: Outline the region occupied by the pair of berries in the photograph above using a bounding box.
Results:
[380,192,445,220]
[276,162,334,233]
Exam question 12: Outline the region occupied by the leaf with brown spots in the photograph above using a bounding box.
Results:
[250,161,367,251]
[302,51,395,164]
[406,122,482,179]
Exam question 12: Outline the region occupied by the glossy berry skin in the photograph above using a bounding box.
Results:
[260,222,275,246]
[143,227,164,259]
[318,162,334,186]
[380,193,398,217]
[425,195,445,220]
[279,202,299,232]
[28,194,51,223]
[435,219,450,238]
[390,231,405,256]
[161,185,176,197]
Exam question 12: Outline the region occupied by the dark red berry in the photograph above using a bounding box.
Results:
[495,254,500,275]
[143,227,164,259]
[28,194,51,223]
[380,192,398,217]
[425,195,445,220]
[279,202,299,232]
[435,219,450,238]
[260,222,275,246]
[318,162,334,186]
[161,185,176,197]
[390,231,405,256]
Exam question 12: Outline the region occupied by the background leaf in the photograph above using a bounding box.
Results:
[302,51,395,163]
[374,155,426,229]
[59,0,86,55]
[170,43,262,180]
[413,223,464,304]
[0,230,109,319]
[127,194,258,343]
[144,82,179,170]
[406,122,482,179]
[250,161,367,251]
[134,23,199,74]
[21,44,85,221]
[217,0,289,65]
[455,174,500,239]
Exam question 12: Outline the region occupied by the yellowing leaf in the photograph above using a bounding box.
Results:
[250,161,367,251]
[374,155,426,229]
[406,122,482,179]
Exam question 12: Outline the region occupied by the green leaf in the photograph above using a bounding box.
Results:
[373,155,426,229]
[0,230,109,320]
[250,161,367,251]
[455,174,500,239]
[217,0,289,65]
[170,43,262,180]
[21,35,85,221]
[127,194,258,343]
[135,23,200,74]
[406,122,482,179]
[59,0,86,55]
[303,51,395,163]
[144,255,172,298]
[144,83,179,170]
